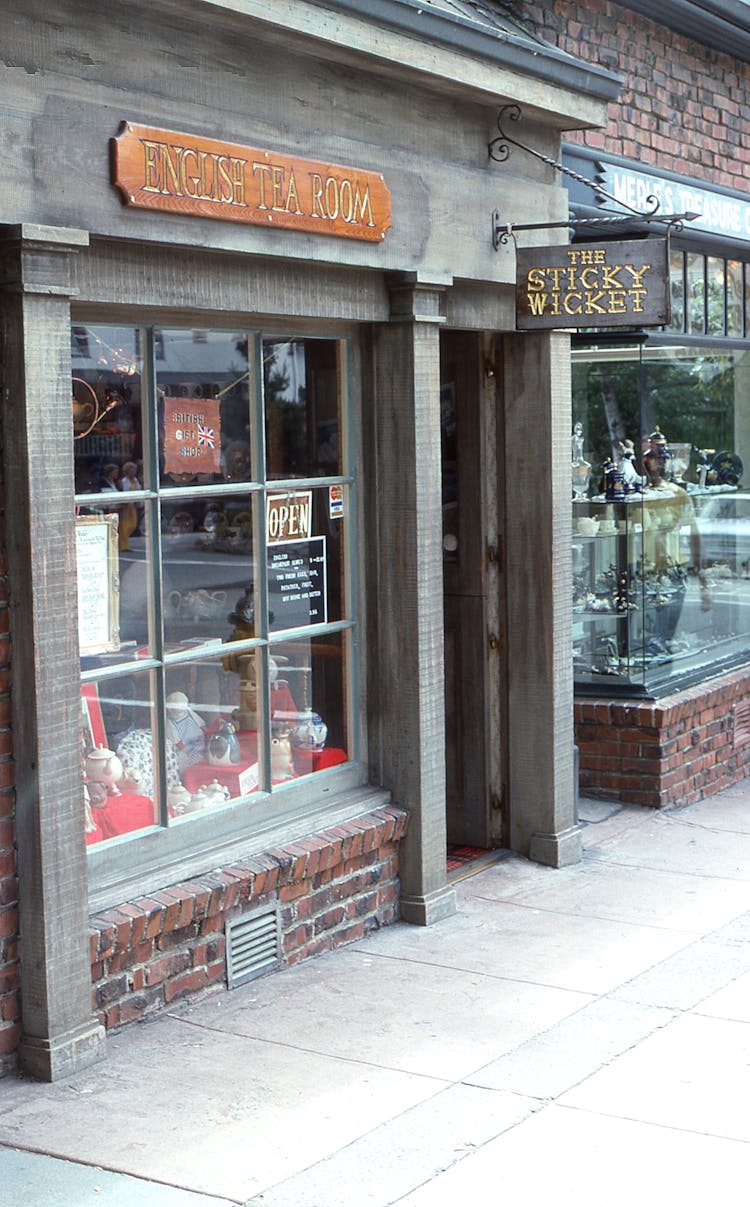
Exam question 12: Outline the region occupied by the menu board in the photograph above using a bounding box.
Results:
[267,538,327,632]
[75,515,120,655]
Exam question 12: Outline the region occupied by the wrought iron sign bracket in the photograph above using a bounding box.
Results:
[489,104,700,251]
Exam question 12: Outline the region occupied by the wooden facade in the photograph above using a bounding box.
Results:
[0,0,616,1078]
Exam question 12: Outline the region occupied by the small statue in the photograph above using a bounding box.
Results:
[643,427,671,486]
[166,692,206,773]
[271,733,295,780]
[208,719,242,766]
[615,439,642,491]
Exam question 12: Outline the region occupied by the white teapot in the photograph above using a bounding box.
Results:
[85,746,123,795]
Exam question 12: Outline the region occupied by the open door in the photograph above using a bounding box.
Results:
[441,330,505,851]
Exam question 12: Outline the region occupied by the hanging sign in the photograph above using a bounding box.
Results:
[163,396,221,475]
[112,122,392,243]
[516,238,669,330]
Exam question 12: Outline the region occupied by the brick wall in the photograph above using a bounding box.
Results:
[516,0,750,192]
[575,666,750,805]
[90,806,407,1031]
[0,431,20,1076]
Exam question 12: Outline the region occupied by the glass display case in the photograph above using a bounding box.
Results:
[572,337,750,695]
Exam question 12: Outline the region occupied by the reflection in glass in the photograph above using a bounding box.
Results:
[161,496,255,650]
[269,631,349,783]
[265,486,346,632]
[687,253,706,334]
[157,329,252,488]
[78,501,153,670]
[572,339,750,695]
[82,669,159,845]
[72,325,143,495]
[707,257,726,337]
[264,338,341,478]
[727,260,743,338]
[668,249,684,334]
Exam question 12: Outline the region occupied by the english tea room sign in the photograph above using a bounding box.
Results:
[112,122,392,243]
[516,238,669,329]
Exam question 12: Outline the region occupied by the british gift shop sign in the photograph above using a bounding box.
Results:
[112,122,392,242]
[516,238,669,330]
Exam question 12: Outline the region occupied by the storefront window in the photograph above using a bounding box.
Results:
[572,338,750,695]
[74,325,353,847]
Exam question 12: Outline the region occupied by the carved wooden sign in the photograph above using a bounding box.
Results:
[516,238,670,329]
[112,122,392,243]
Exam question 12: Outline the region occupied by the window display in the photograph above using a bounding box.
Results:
[73,325,353,846]
[572,338,750,695]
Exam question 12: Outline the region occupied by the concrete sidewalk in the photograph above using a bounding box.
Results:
[1,787,749,1206]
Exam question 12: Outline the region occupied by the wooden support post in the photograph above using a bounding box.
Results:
[0,224,106,1079]
[503,331,581,867]
[369,274,456,925]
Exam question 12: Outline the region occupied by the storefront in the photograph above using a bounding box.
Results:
[0,0,617,1079]
[564,143,750,803]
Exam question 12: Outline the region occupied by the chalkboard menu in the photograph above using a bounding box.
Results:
[267,538,327,632]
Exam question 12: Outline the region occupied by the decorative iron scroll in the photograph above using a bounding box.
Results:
[489,104,700,250]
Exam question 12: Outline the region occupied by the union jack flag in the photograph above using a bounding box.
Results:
[198,423,215,449]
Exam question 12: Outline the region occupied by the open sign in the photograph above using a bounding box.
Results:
[266,491,313,544]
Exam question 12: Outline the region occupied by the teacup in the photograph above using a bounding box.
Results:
[577,517,599,536]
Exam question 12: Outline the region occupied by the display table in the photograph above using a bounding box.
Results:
[87,791,156,843]
[183,730,347,795]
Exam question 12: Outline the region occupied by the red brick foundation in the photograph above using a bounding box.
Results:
[575,667,750,806]
[90,805,408,1031]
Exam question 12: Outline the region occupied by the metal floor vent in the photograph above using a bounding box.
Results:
[226,905,281,989]
[735,701,750,749]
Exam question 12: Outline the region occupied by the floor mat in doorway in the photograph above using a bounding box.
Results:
[447,844,509,882]
[447,844,487,872]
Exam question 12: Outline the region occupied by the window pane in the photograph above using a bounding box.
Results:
[165,650,257,809]
[686,252,706,334]
[73,325,144,494]
[264,338,342,478]
[727,260,743,338]
[572,341,750,695]
[157,329,253,487]
[266,485,347,631]
[667,249,685,333]
[83,670,160,845]
[706,257,726,336]
[269,631,349,783]
[162,495,256,650]
[77,495,154,671]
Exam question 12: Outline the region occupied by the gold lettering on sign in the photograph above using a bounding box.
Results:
[522,248,653,318]
[113,122,392,242]
[141,138,249,206]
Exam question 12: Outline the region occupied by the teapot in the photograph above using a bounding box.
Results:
[85,746,123,795]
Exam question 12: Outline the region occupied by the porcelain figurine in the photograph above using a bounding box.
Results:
[208,719,241,766]
[271,733,295,780]
[615,439,642,491]
[166,692,206,773]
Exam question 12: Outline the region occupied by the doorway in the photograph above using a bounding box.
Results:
[441,330,506,857]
